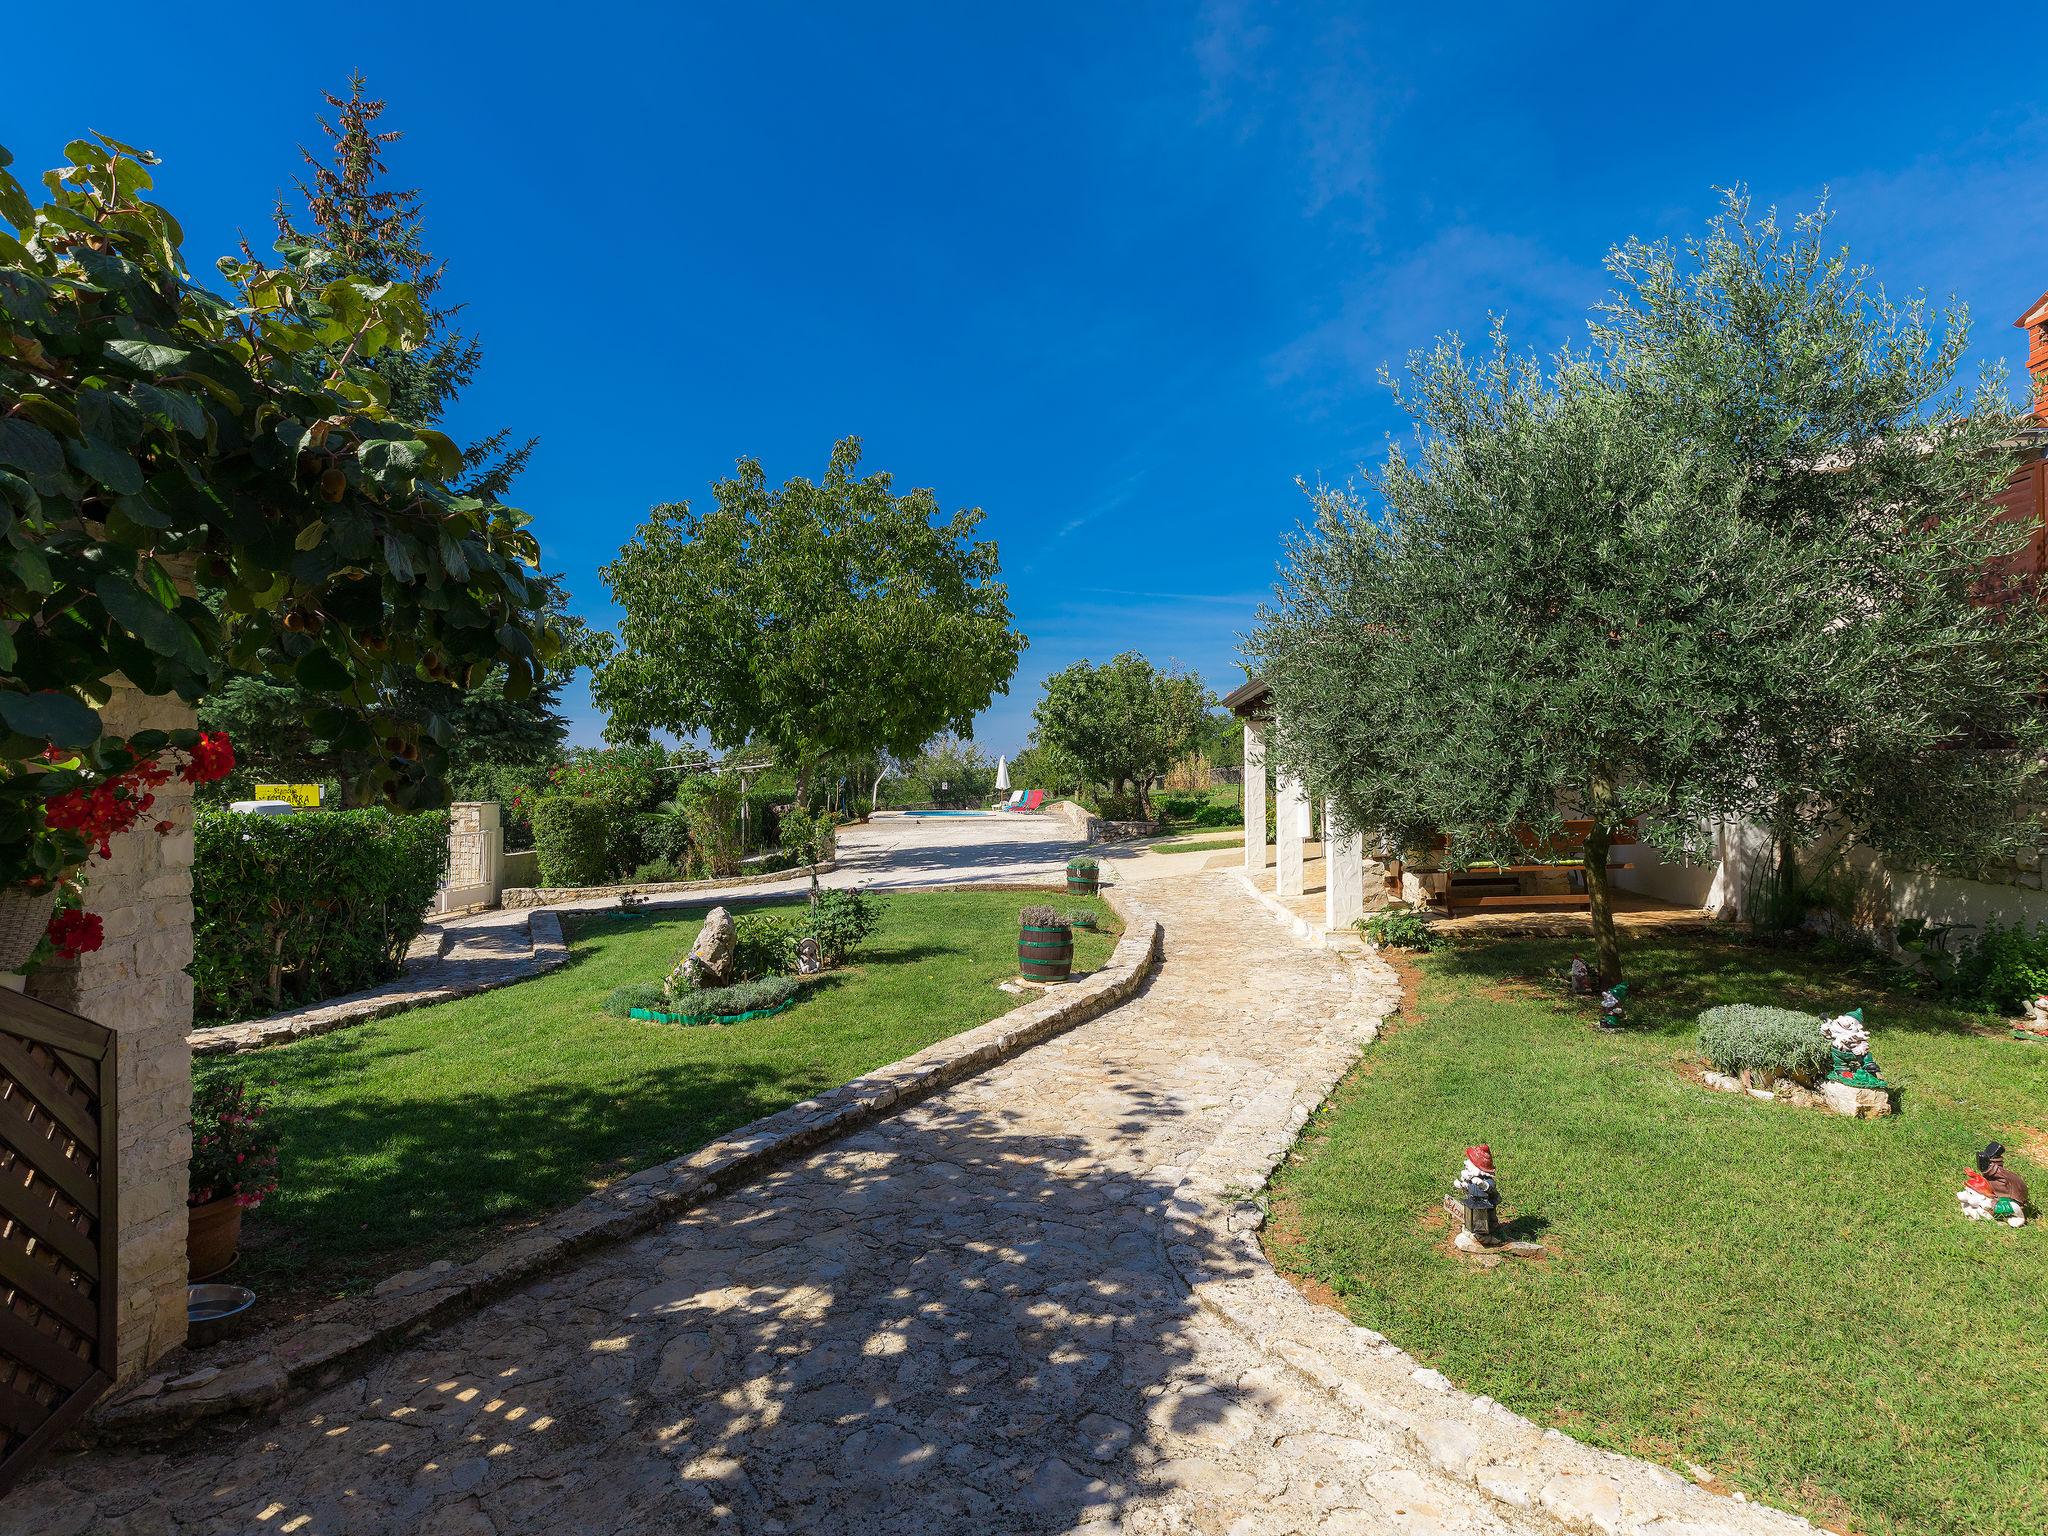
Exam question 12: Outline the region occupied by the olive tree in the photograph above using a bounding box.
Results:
[1593,193,2048,921]
[595,437,1024,802]
[1253,336,1773,983]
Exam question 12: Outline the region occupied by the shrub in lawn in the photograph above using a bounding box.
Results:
[634,807,693,873]
[687,975,802,1017]
[531,796,612,887]
[1154,791,1205,823]
[677,774,745,876]
[193,809,448,1021]
[630,858,684,884]
[606,975,802,1022]
[734,910,803,978]
[602,981,670,1017]
[805,887,883,964]
[1927,918,2048,1015]
[1356,906,1436,950]
[1696,1004,1831,1083]
[1190,800,1242,828]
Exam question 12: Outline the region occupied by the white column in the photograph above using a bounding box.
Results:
[1242,717,1269,875]
[1325,798,1365,931]
[1276,771,1308,897]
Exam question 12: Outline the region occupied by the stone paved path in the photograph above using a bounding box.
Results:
[25,876,1563,1536]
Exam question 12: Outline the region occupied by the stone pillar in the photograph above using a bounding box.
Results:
[1276,772,1308,898]
[1325,799,1366,932]
[1242,718,1269,875]
[437,801,504,913]
[26,682,195,1382]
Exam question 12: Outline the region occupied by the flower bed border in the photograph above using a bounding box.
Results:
[94,886,1160,1443]
[628,996,797,1027]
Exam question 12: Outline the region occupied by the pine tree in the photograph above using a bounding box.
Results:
[262,73,533,495]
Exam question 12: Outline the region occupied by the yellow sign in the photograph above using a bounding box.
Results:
[254,784,323,807]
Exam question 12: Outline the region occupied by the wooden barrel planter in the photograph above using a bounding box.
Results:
[1065,858,1100,896]
[1018,911,1074,982]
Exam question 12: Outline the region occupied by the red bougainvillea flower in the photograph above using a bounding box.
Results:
[179,732,236,784]
[46,908,104,960]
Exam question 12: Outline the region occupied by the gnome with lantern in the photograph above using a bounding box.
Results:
[1447,1145,1501,1243]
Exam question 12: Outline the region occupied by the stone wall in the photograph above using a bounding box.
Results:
[1045,800,1160,844]
[26,683,195,1382]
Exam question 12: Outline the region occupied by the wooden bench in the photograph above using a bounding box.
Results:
[1435,859,1634,918]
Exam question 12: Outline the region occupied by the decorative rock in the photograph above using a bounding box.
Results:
[678,905,737,991]
[1820,1080,1891,1118]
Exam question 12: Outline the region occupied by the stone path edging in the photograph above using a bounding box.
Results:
[96,893,1163,1444]
[1162,878,1813,1536]
[188,911,570,1057]
[499,858,836,909]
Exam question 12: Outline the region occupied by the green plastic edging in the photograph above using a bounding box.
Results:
[628,996,799,1027]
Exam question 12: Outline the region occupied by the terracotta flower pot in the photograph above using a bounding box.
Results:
[187,1196,243,1282]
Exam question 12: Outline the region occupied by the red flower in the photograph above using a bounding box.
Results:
[46,908,104,960]
[155,819,176,835]
[179,732,236,784]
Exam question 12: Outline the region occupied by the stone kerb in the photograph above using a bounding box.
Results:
[96,889,1163,1441]
[189,910,569,1058]
[499,857,836,909]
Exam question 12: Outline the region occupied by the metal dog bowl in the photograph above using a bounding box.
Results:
[186,1283,256,1345]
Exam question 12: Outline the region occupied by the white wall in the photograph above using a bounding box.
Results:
[1614,818,2048,939]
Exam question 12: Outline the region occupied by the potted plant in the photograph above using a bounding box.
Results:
[187,1076,280,1281]
[1018,904,1074,982]
[1065,856,1101,896]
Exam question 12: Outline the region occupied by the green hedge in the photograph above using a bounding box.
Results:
[531,796,611,887]
[193,810,448,1022]
[1696,1004,1831,1082]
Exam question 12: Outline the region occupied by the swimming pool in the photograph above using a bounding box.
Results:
[903,809,996,818]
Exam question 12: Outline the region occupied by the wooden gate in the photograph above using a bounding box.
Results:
[0,988,117,1495]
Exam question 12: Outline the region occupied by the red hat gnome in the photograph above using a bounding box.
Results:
[1959,1166,2024,1227]
[1464,1145,1493,1173]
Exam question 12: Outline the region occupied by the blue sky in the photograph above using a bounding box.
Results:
[12,4,2046,755]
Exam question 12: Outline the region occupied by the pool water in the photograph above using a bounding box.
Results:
[904,810,994,817]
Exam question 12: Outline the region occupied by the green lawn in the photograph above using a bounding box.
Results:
[203,889,1117,1307]
[1150,834,1247,855]
[1265,930,2048,1536]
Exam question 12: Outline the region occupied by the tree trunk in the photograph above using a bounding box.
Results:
[870,767,887,811]
[1769,798,1801,930]
[1584,770,1623,984]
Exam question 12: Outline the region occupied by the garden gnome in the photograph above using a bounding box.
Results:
[1958,1168,2025,1227]
[1598,981,1627,1030]
[1978,1142,2030,1211]
[1568,956,1593,997]
[1822,1008,1885,1088]
[1448,1145,1500,1242]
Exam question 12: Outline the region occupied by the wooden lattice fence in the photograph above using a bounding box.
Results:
[0,988,117,1494]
